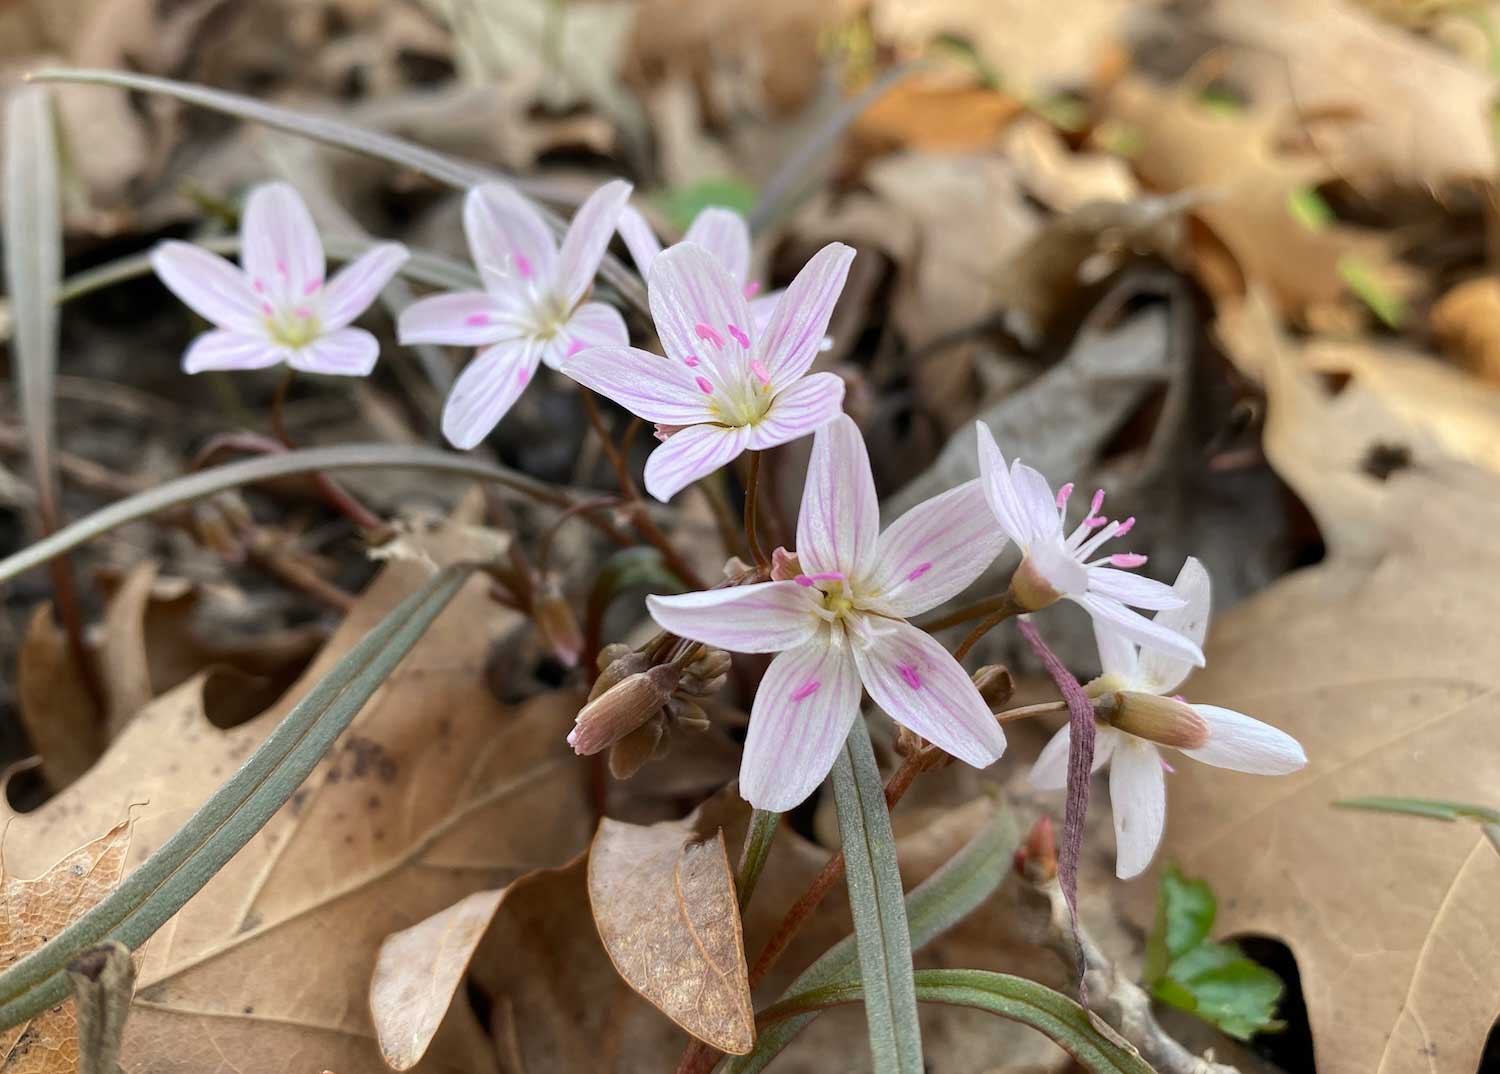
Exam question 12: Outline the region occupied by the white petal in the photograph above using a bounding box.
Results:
[441,338,544,449]
[647,241,754,386]
[241,181,325,303]
[1093,621,1139,684]
[1074,594,1205,668]
[554,179,632,310]
[288,327,380,377]
[863,480,1007,618]
[1110,737,1166,879]
[1087,567,1186,611]
[741,641,862,811]
[398,291,513,347]
[1182,705,1307,775]
[617,205,663,278]
[684,206,752,284]
[852,619,1006,769]
[562,301,629,351]
[464,182,557,293]
[755,242,854,390]
[748,289,783,334]
[1010,462,1064,542]
[796,414,879,579]
[320,242,409,329]
[642,422,750,502]
[1136,557,1211,695]
[646,582,818,654]
[1029,725,1117,790]
[745,371,845,450]
[561,345,713,425]
[974,423,1036,545]
[182,330,284,373]
[151,241,263,332]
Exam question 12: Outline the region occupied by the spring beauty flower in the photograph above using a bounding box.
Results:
[398,179,632,449]
[974,422,1204,667]
[1030,558,1307,878]
[150,181,409,375]
[562,240,853,501]
[646,415,1008,810]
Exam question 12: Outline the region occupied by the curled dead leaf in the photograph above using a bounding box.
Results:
[587,817,755,1055]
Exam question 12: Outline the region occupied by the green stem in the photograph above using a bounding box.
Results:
[734,809,779,912]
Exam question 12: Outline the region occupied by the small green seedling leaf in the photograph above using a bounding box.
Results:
[657,178,758,234]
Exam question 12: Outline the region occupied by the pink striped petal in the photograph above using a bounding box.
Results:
[1073,594,1205,668]
[1029,725,1117,791]
[464,182,557,292]
[1086,568,1185,611]
[151,241,263,332]
[543,300,629,371]
[745,371,845,450]
[241,182,325,304]
[555,179,632,310]
[684,207,752,284]
[864,480,1006,618]
[741,641,862,811]
[642,422,750,501]
[1110,737,1166,879]
[397,291,513,347]
[182,330,284,373]
[1010,462,1064,542]
[618,205,664,278]
[796,414,879,580]
[1182,705,1306,775]
[755,242,853,390]
[441,338,544,449]
[1135,557,1210,696]
[561,345,713,425]
[852,619,1006,768]
[748,289,783,335]
[645,581,819,654]
[288,327,380,377]
[975,424,1037,546]
[320,242,409,329]
[647,241,752,386]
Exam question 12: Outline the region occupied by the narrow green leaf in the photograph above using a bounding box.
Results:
[659,178,757,234]
[4,87,63,526]
[830,719,922,1074]
[27,68,648,314]
[1337,252,1406,328]
[734,809,779,912]
[760,969,1155,1074]
[1286,186,1334,232]
[725,794,1017,1074]
[1336,795,1500,826]
[56,234,480,307]
[0,443,574,586]
[0,564,471,1029]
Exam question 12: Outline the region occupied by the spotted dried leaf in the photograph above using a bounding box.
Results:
[587,817,754,1055]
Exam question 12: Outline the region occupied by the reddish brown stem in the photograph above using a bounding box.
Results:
[743,451,768,568]
[952,592,1023,661]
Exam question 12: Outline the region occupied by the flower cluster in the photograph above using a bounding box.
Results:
[151,177,1306,880]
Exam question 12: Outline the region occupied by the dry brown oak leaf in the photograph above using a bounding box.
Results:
[0,822,132,1074]
[1152,311,1500,1074]
[0,560,592,1074]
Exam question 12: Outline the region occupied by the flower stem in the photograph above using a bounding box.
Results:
[735,809,779,912]
[263,373,388,537]
[920,589,1018,633]
[744,451,769,568]
[952,591,1023,661]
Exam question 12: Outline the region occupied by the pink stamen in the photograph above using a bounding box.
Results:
[1055,482,1074,510]
[695,376,714,395]
[727,323,751,348]
[750,360,771,385]
[1114,516,1136,537]
[1160,757,1177,774]
[684,354,701,367]
[515,253,533,278]
[295,306,312,319]
[260,302,275,316]
[253,278,266,293]
[897,664,922,690]
[790,679,820,702]
[275,258,288,276]
[1109,553,1148,568]
[465,314,491,326]
[517,366,530,385]
[1088,489,1106,517]
[743,281,762,298]
[695,322,726,348]
[566,339,584,358]
[794,571,845,587]
[303,277,322,296]
[906,562,933,582]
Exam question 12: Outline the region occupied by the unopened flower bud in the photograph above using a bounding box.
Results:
[589,647,651,701]
[1109,692,1210,749]
[1013,815,1058,881]
[568,665,681,756]
[608,717,665,778]
[971,664,1014,712]
[680,648,731,698]
[1009,556,1063,612]
[533,577,583,668]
